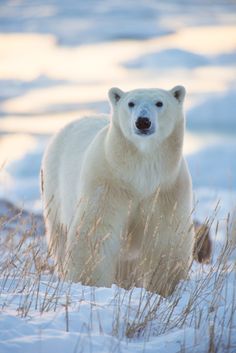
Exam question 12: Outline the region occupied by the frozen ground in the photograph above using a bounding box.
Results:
[0,0,236,352]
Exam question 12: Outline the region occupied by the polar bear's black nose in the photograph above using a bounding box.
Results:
[135,117,152,131]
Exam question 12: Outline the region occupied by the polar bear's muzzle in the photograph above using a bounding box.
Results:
[135,116,154,135]
[131,104,156,136]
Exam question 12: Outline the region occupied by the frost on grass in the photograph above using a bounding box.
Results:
[0,201,236,353]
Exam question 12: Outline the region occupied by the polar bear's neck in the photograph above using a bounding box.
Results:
[105,121,184,197]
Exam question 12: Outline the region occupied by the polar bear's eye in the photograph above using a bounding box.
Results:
[156,101,163,107]
[128,102,135,108]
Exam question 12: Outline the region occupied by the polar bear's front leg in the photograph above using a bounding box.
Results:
[64,187,128,287]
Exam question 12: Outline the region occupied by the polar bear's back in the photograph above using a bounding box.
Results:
[42,115,109,226]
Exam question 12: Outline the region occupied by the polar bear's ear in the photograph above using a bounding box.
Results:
[170,86,186,104]
[108,87,125,106]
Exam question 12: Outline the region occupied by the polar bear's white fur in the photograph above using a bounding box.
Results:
[41,86,194,296]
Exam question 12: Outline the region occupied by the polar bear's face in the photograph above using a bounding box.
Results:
[108,86,186,149]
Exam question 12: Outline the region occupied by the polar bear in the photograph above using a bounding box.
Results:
[41,86,195,296]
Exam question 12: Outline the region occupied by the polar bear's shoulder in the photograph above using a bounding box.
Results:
[58,114,109,140]
[43,114,109,175]
[47,114,109,155]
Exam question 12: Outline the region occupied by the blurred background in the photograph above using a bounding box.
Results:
[0,0,235,217]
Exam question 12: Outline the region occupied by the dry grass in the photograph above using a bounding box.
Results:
[0,204,235,353]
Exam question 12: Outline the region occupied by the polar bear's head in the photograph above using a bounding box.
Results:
[108,86,186,149]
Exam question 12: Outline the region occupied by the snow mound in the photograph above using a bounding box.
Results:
[0,198,44,236]
[187,141,236,189]
[123,49,209,70]
[187,90,236,132]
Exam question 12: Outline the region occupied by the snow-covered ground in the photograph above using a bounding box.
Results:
[0,0,236,352]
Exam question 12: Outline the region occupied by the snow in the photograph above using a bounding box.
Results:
[0,238,235,352]
[0,231,235,353]
[0,0,236,352]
